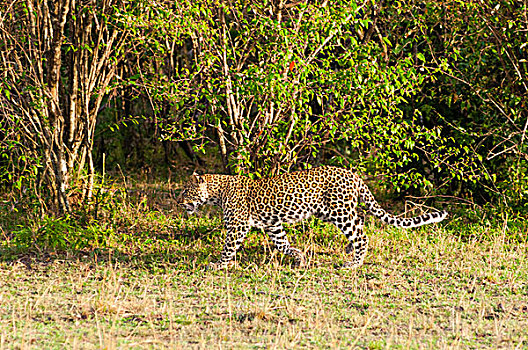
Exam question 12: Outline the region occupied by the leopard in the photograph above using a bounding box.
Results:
[178,166,448,270]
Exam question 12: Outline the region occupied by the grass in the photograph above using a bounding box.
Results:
[0,181,527,349]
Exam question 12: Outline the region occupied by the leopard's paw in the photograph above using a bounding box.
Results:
[206,261,233,271]
[290,248,307,268]
[342,261,362,269]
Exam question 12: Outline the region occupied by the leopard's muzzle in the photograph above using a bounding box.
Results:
[181,202,197,215]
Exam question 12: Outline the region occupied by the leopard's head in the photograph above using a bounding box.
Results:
[178,172,209,215]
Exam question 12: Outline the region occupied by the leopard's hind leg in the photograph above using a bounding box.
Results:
[319,187,369,268]
[265,224,306,267]
[342,214,368,268]
[331,212,368,269]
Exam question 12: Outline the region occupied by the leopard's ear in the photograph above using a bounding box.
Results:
[191,170,204,183]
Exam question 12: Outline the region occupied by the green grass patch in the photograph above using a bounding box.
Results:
[0,184,527,348]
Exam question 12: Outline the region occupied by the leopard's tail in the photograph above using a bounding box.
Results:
[359,182,448,228]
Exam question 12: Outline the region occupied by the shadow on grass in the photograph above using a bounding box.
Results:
[0,225,283,272]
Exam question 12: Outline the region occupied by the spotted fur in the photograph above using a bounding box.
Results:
[179,166,447,269]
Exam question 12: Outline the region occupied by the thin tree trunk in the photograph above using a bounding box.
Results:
[0,0,130,214]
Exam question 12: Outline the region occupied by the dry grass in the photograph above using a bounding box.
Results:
[1,208,527,349]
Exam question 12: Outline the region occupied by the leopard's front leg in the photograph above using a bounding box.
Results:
[208,223,250,270]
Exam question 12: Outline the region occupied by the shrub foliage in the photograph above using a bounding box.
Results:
[0,0,526,214]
